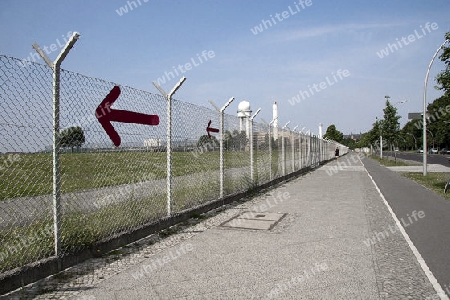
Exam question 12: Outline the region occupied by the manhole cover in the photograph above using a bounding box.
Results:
[221,211,286,230]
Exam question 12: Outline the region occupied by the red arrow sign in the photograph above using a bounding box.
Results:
[96,86,159,147]
[206,120,219,138]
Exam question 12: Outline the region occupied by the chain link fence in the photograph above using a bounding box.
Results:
[0,54,347,275]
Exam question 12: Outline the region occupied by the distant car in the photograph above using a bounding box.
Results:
[440,148,450,154]
[416,149,424,153]
[429,148,438,154]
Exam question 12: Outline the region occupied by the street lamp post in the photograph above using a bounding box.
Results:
[406,133,417,150]
[423,39,450,175]
[426,129,434,150]
[376,117,383,159]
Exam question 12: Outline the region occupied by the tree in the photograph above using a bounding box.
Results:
[426,94,450,148]
[436,32,450,95]
[196,135,218,150]
[341,137,357,150]
[224,130,248,151]
[381,100,401,150]
[60,126,85,152]
[369,119,382,146]
[400,120,422,150]
[323,124,343,143]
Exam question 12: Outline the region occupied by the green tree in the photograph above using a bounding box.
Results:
[426,94,450,148]
[341,137,357,150]
[400,120,422,150]
[370,119,382,146]
[196,135,218,150]
[381,100,401,150]
[436,32,450,95]
[323,124,343,143]
[60,126,85,152]
[356,132,371,148]
[224,130,248,151]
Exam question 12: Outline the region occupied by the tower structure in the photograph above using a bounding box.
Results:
[237,100,252,138]
[273,102,278,140]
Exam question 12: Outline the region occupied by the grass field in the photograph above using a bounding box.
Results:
[1,190,166,272]
[0,173,269,272]
[0,150,279,200]
[402,172,450,200]
[0,148,283,272]
[369,156,450,198]
[0,174,241,272]
[369,155,410,167]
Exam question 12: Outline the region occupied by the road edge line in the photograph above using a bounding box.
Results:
[360,157,449,300]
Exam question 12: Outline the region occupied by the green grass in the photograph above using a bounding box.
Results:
[0,151,258,200]
[0,149,279,273]
[402,172,450,200]
[369,155,410,167]
[0,193,165,272]
[0,175,249,272]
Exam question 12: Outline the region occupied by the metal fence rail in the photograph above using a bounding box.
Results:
[0,54,347,274]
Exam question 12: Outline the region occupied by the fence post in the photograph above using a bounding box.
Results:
[308,132,312,167]
[281,122,290,176]
[218,98,234,198]
[32,32,80,258]
[319,138,321,163]
[319,137,322,163]
[281,131,284,175]
[268,118,276,181]
[153,77,186,216]
[299,133,302,170]
[315,136,318,166]
[250,108,261,182]
[292,130,295,172]
[292,125,298,172]
[315,136,317,166]
[315,135,318,165]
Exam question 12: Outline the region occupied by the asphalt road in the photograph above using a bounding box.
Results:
[363,157,450,296]
[384,151,450,166]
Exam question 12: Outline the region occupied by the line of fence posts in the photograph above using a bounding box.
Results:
[21,32,345,262]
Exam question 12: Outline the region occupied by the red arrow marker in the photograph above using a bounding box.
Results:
[96,86,159,147]
[206,120,219,138]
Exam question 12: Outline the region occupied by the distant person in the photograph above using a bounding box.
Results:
[335,147,339,158]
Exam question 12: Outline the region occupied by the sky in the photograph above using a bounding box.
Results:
[1,0,449,136]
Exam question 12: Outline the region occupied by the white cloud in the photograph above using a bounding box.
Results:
[277,22,406,42]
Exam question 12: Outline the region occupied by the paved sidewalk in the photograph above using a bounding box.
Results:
[3,157,440,299]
